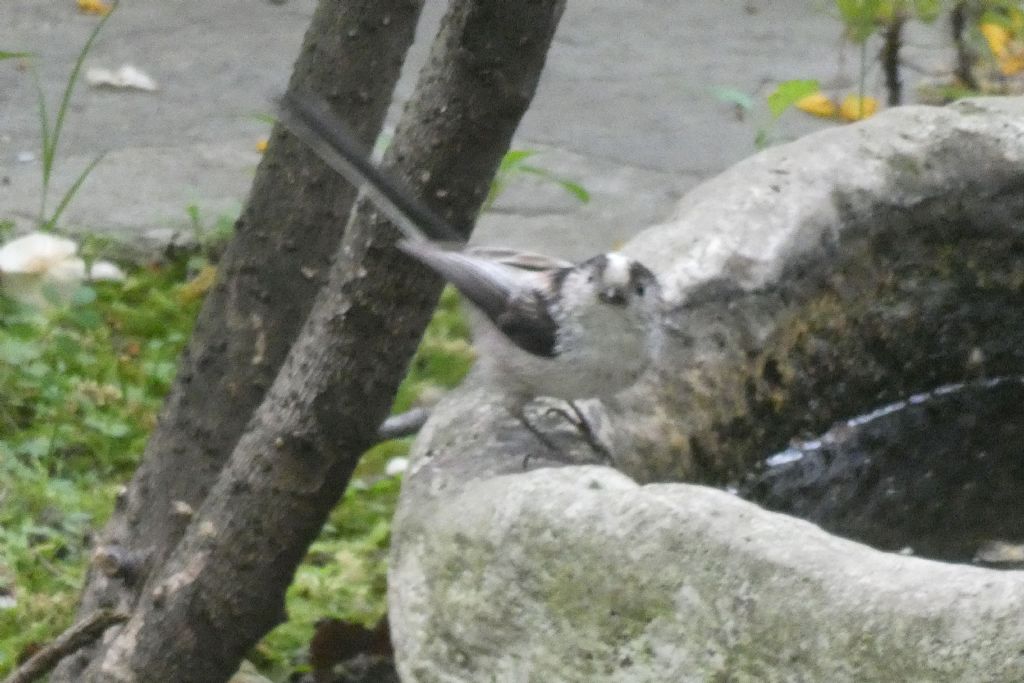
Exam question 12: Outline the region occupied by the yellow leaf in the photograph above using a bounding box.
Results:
[255,138,268,153]
[998,50,1024,76]
[795,92,837,118]
[77,0,112,15]
[178,264,217,304]
[839,94,878,121]
[981,22,1011,58]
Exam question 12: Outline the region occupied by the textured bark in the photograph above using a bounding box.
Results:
[2,610,127,683]
[950,2,979,90]
[880,15,905,106]
[53,1,424,681]
[79,0,565,680]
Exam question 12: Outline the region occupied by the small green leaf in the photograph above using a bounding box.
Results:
[16,436,51,459]
[0,51,32,60]
[40,282,65,306]
[0,338,42,364]
[248,112,277,125]
[836,0,882,42]
[499,149,536,171]
[69,307,102,330]
[980,9,1014,30]
[711,86,755,111]
[517,165,591,203]
[71,285,97,307]
[84,415,131,439]
[767,79,820,118]
[912,0,941,22]
[556,180,590,203]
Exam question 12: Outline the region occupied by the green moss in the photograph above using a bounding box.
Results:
[544,558,673,645]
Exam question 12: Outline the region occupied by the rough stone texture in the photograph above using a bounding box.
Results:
[389,98,1024,682]
[393,467,1024,682]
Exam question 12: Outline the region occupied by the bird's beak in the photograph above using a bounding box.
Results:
[599,287,627,305]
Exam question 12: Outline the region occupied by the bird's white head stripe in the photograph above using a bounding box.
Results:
[602,252,632,287]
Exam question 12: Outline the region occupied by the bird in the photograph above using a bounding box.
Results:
[277,92,664,458]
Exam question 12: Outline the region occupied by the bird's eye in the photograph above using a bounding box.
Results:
[634,282,646,297]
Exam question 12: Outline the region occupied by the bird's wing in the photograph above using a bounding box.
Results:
[399,240,561,358]
[465,246,573,272]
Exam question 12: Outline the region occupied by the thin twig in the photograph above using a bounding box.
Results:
[3,610,128,683]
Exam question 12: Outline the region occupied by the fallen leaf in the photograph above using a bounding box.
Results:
[839,94,878,121]
[795,92,837,118]
[981,22,1011,59]
[77,0,112,15]
[178,264,217,304]
[997,52,1024,76]
[85,65,159,92]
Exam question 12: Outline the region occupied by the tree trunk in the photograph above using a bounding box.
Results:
[53,1,424,680]
[76,0,566,680]
[880,15,905,106]
[950,2,979,91]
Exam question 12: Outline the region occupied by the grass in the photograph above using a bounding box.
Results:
[0,256,199,673]
[0,251,473,678]
[33,6,116,231]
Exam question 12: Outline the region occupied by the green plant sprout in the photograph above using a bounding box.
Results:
[184,203,238,269]
[33,4,117,231]
[712,79,820,149]
[483,149,590,211]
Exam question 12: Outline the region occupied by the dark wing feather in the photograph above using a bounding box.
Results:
[465,246,573,272]
[493,292,559,357]
[398,240,560,358]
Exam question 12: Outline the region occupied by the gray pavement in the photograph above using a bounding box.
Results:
[0,0,953,260]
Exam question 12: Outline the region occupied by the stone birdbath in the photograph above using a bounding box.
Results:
[388,97,1024,682]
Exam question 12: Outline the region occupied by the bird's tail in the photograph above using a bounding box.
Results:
[276,91,466,245]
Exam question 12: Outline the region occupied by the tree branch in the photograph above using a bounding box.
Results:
[78,0,566,679]
[3,610,128,683]
[55,2,425,680]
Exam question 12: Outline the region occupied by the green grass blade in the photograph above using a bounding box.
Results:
[517,164,590,203]
[47,4,117,206]
[498,149,536,171]
[0,51,32,60]
[247,112,278,125]
[43,152,106,231]
[33,66,53,224]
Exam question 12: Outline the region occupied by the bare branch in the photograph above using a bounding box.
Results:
[3,610,128,683]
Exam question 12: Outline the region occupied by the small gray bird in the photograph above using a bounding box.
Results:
[278,93,664,456]
[397,241,661,402]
